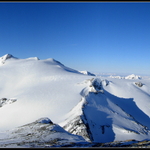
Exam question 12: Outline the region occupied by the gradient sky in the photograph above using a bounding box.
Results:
[0,2,150,75]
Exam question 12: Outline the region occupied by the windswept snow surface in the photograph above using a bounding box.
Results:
[0,54,150,145]
[0,54,90,131]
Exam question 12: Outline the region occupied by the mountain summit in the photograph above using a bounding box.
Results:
[0,54,17,64]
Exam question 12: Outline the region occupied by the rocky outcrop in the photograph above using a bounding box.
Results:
[63,115,91,142]
[135,82,143,87]
[0,98,17,107]
[0,117,87,148]
[62,78,109,142]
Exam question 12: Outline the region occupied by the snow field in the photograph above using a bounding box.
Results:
[0,54,150,145]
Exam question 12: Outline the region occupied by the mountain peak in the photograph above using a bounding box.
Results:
[2,54,13,59]
[0,54,17,65]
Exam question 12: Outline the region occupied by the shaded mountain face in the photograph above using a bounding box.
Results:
[61,78,150,143]
[0,54,150,145]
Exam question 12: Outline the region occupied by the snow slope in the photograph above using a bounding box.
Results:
[0,54,91,131]
[0,54,150,145]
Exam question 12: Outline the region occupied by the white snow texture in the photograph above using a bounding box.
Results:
[0,54,150,146]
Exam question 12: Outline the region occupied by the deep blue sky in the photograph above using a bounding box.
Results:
[0,2,150,75]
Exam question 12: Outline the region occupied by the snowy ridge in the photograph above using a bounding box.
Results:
[79,71,95,76]
[60,97,91,142]
[60,77,150,143]
[0,117,87,148]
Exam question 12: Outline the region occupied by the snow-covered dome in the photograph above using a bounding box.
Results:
[125,74,142,79]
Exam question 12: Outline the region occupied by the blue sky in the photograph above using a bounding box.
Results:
[0,2,150,75]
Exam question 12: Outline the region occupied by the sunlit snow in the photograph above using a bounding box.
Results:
[0,54,150,147]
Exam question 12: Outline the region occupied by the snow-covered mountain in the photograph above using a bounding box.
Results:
[79,70,95,76]
[109,74,142,80]
[0,117,87,148]
[0,54,150,147]
[109,75,125,79]
[0,54,91,131]
[60,78,150,143]
[125,74,142,80]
